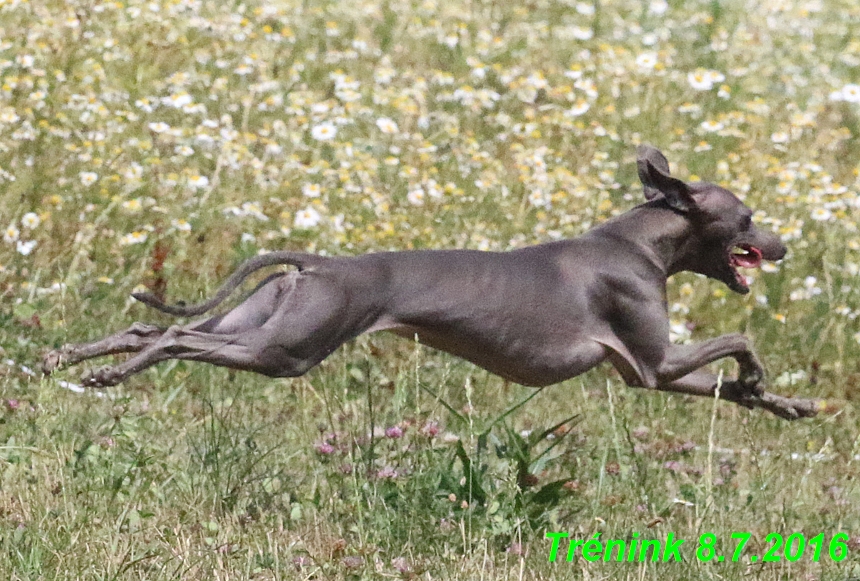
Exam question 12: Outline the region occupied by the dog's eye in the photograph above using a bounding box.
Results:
[743,215,753,228]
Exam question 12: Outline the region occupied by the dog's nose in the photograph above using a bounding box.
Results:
[766,239,787,261]
[753,230,786,261]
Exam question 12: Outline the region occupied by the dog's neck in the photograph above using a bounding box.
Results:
[590,201,701,277]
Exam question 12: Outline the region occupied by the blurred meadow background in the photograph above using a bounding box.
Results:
[2,0,860,578]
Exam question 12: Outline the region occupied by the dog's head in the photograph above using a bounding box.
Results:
[636,145,786,294]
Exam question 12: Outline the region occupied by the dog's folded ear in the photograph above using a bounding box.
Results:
[636,145,695,212]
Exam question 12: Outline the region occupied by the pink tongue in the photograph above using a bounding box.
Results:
[732,246,762,268]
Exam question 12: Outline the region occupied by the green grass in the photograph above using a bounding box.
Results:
[4,341,860,579]
[2,0,860,578]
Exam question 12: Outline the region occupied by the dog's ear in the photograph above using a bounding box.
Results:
[636,145,695,212]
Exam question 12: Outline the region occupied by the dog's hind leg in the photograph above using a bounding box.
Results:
[187,272,296,335]
[42,322,166,374]
[80,279,374,386]
[80,324,324,387]
[43,273,296,375]
[68,268,377,386]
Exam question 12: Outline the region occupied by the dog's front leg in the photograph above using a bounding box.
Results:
[646,341,821,420]
[655,334,764,395]
[658,370,819,420]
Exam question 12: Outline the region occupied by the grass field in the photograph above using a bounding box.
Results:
[2,0,860,578]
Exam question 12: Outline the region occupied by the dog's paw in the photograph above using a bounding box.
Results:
[737,367,765,396]
[41,349,65,375]
[718,380,757,408]
[81,366,120,388]
[758,392,823,421]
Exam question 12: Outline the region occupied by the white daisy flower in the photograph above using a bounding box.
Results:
[407,186,425,206]
[376,117,399,134]
[425,180,443,199]
[163,93,193,108]
[21,212,40,229]
[16,240,36,255]
[124,163,143,181]
[571,27,593,41]
[171,219,192,232]
[635,52,658,71]
[840,83,860,103]
[700,120,724,132]
[234,63,253,76]
[80,171,98,186]
[294,207,322,229]
[135,98,155,113]
[302,183,322,198]
[0,109,20,124]
[148,122,170,133]
[528,189,551,208]
[688,70,715,91]
[574,78,598,98]
[241,202,268,221]
[565,100,591,117]
[564,67,584,80]
[649,0,668,14]
[708,70,726,83]
[188,175,209,190]
[120,231,148,245]
[810,207,832,221]
[311,102,331,115]
[311,122,337,141]
[4,224,20,243]
[122,198,142,212]
[335,88,361,102]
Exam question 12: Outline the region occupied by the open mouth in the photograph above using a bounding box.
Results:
[728,244,763,290]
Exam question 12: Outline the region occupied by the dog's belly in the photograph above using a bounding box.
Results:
[384,324,609,387]
[353,245,611,385]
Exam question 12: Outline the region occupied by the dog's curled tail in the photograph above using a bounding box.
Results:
[131,251,324,317]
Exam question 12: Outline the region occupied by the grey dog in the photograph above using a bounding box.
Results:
[43,146,819,420]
